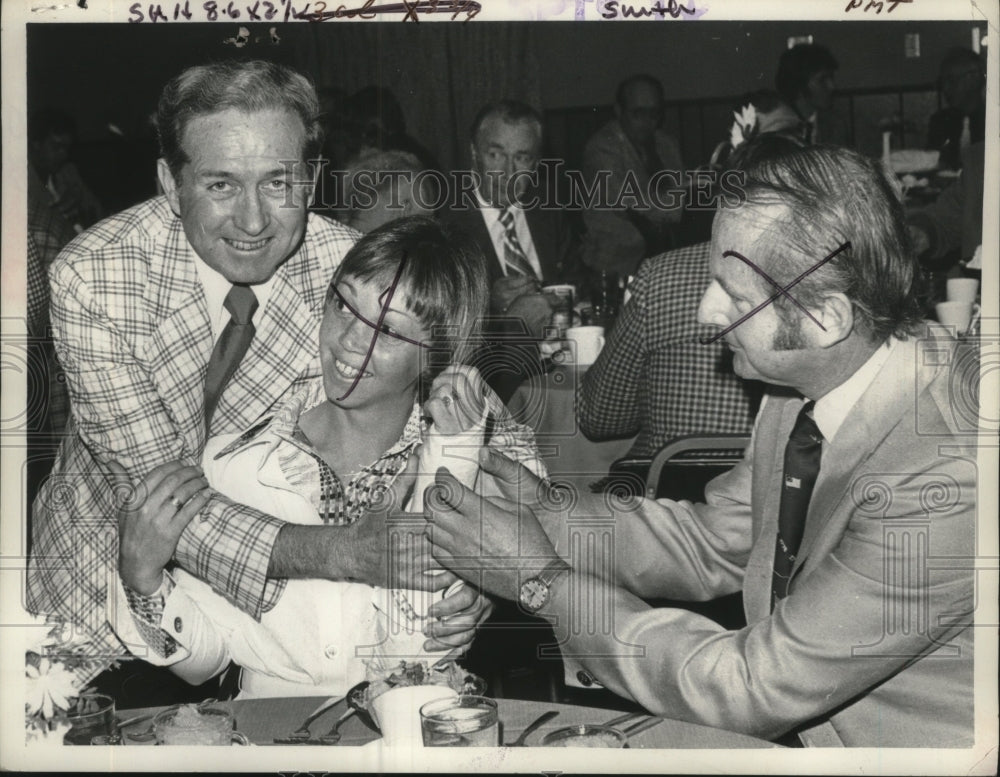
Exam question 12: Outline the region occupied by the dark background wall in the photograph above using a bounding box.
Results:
[26,20,986,212]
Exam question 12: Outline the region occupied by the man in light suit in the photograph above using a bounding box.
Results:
[444,100,578,401]
[426,146,978,747]
[27,61,483,676]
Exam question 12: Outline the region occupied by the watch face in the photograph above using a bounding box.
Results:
[520,578,549,611]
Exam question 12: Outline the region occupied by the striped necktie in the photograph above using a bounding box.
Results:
[204,284,258,427]
[771,401,823,609]
[498,206,538,280]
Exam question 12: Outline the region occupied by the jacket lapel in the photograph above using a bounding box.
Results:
[794,337,923,579]
[143,218,214,456]
[744,396,803,621]
[524,207,559,281]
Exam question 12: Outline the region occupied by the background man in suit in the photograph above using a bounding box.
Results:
[581,74,685,276]
[445,100,578,401]
[27,60,483,681]
[426,145,977,747]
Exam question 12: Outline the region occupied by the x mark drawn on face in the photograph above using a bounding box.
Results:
[332,252,431,401]
[702,241,852,345]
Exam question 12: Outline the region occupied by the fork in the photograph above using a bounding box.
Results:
[316,707,358,744]
[279,695,345,742]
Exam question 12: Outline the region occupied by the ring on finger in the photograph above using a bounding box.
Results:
[169,495,184,511]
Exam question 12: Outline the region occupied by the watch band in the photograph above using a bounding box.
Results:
[533,557,571,587]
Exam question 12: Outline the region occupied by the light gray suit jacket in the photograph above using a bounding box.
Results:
[552,325,976,747]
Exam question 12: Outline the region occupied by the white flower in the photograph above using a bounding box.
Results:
[26,658,79,720]
[729,104,759,150]
[26,718,72,746]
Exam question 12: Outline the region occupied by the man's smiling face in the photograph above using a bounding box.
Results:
[158,107,313,285]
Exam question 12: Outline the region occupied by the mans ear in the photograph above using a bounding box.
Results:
[157,159,182,216]
[810,292,855,347]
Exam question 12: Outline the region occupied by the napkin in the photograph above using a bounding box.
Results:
[370,410,487,644]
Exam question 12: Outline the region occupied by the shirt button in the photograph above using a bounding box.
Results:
[323,645,337,659]
[173,617,183,633]
[576,670,594,687]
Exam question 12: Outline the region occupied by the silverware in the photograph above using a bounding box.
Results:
[279,695,345,742]
[622,716,664,739]
[508,709,559,746]
[317,707,358,744]
[601,711,647,729]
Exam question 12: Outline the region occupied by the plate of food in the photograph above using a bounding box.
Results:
[347,660,486,739]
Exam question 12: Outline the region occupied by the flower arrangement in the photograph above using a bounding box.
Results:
[24,611,116,745]
[729,103,759,151]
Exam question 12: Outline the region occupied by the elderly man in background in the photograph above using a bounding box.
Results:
[581,74,685,276]
[27,60,482,680]
[427,145,977,747]
[445,99,578,401]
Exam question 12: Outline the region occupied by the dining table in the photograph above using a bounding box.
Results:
[506,361,636,485]
[115,694,780,753]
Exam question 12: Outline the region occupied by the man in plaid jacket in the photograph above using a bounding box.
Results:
[578,241,760,459]
[27,61,483,672]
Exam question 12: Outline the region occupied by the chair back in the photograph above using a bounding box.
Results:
[645,434,751,502]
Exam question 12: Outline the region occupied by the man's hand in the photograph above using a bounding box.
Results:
[506,293,557,340]
[423,466,558,602]
[423,365,488,435]
[335,457,459,592]
[112,460,210,595]
[422,582,494,656]
[490,275,539,314]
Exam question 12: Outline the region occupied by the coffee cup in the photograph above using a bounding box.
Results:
[935,301,979,333]
[566,326,605,366]
[946,278,979,304]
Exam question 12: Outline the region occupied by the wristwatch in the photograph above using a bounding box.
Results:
[518,558,571,614]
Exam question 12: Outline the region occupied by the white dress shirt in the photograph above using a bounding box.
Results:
[474,188,543,279]
[813,337,898,444]
[192,248,277,341]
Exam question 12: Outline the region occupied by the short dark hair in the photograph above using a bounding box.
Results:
[938,47,985,88]
[615,73,665,109]
[469,100,543,145]
[28,108,77,144]
[775,44,839,104]
[327,216,490,388]
[732,145,923,343]
[155,60,322,180]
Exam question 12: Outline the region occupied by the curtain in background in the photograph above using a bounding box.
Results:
[299,24,541,172]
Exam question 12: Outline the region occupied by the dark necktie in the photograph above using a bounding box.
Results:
[498,206,538,280]
[771,401,823,609]
[204,284,258,427]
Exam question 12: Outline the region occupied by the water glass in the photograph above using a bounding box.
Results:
[64,693,115,745]
[420,695,499,747]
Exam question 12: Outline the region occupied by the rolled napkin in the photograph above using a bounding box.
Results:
[370,408,488,642]
[409,404,489,514]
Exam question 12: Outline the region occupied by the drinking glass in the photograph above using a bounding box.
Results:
[64,693,115,745]
[420,695,499,747]
[541,724,627,748]
[153,704,249,745]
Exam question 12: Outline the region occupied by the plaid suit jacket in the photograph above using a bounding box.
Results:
[27,196,357,669]
[578,241,759,458]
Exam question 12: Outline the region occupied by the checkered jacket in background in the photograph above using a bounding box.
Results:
[578,241,759,458]
[27,196,358,675]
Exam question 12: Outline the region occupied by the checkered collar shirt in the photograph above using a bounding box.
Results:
[268,379,425,526]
